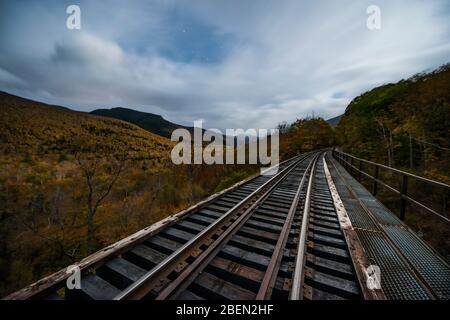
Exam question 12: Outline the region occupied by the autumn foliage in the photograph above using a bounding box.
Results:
[0,92,256,296]
[279,117,335,160]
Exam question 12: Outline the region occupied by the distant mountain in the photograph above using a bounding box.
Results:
[326,114,343,127]
[89,107,244,146]
[91,107,192,139]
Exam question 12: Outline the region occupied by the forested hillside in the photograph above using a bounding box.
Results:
[336,64,450,183]
[0,92,173,163]
[336,65,450,257]
[0,92,256,296]
[279,117,335,160]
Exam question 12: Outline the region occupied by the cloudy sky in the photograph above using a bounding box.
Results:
[1,0,449,130]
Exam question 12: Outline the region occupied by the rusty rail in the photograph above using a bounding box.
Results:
[289,155,318,300]
[7,150,370,300]
[115,154,308,299]
[6,153,304,300]
[256,155,317,299]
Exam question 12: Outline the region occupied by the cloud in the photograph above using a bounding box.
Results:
[0,0,449,130]
[52,33,124,67]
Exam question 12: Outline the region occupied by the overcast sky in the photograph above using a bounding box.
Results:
[1,0,449,130]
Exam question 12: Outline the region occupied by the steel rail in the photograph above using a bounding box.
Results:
[157,154,318,300]
[255,155,315,300]
[289,154,319,300]
[5,153,306,300]
[155,155,316,300]
[115,153,311,300]
[6,156,298,300]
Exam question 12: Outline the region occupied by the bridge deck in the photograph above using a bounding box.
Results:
[326,152,450,300]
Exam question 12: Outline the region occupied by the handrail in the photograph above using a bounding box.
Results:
[335,151,450,189]
[332,150,450,223]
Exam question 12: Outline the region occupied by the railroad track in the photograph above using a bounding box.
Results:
[7,151,365,300]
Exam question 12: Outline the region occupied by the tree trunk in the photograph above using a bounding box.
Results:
[389,129,394,167]
[87,209,94,254]
[409,134,413,169]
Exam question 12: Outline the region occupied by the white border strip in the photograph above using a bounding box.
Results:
[323,155,385,300]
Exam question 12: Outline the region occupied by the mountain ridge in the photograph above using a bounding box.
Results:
[90,107,192,139]
[0,91,173,161]
[326,114,343,127]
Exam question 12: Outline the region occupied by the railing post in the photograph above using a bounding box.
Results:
[372,166,379,196]
[400,175,408,220]
[443,192,447,218]
[350,157,354,176]
[358,160,362,182]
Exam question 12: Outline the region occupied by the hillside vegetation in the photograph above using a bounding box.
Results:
[0,93,173,161]
[336,65,450,257]
[279,117,335,160]
[0,92,256,296]
[336,64,450,183]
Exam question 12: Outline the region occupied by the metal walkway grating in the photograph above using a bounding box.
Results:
[361,199,403,226]
[383,225,450,299]
[344,199,378,230]
[356,229,430,300]
[326,152,450,300]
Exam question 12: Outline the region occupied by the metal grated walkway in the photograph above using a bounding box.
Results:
[326,152,450,300]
